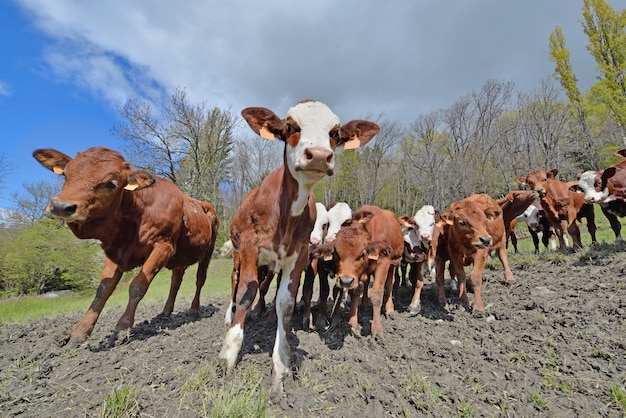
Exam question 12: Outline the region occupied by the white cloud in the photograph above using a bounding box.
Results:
[0,81,10,97]
[14,0,613,125]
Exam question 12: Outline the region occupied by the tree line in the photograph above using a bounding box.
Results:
[1,0,624,296]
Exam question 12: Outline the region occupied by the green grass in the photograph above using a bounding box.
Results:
[101,383,141,418]
[0,258,234,324]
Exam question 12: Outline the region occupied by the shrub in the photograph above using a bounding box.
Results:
[0,217,102,295]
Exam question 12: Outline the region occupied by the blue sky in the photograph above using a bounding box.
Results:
[0,0,619,209]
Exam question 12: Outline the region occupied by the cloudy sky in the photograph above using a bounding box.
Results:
[0,0,619,208]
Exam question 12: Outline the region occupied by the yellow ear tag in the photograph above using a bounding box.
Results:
[52,167,64,174]
[323,254,333,261]
[259,126,275,140]
[368,253,379,261]
[343,139,360,150]
[124,183,139,191]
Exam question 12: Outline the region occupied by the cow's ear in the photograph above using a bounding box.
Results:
[515,176,527,186]
[614,149,626,159]
[353,210,374,224]
[441,211,454,226]
[547,169,559,179]
[485,207,501,221]
[566,181,582,193]
[32,149,72,175]
[601,167,617,183]
[125,170,156,191]
[338,120,380,150]
[241,107,284,141]
[366,242,392,260]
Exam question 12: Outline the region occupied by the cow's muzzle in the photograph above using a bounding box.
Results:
[47,198,78,219]
[338,276,355,288]
[295,146,335,176]
[474,236,492,249]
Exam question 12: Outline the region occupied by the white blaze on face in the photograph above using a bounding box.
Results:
[310,203,329,246]
[402,223,421,250]
[324,202,352,243]
[285,101,339,186]
[414,205,436,246]
[523,205,541,229]
[578,170,610,204]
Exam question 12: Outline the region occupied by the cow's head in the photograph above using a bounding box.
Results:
[324,202,352,243]
[241,101,379,214]
[516,169,558,196]
[398,216,426,263]
[310,202,330,246]
[443,200,500,249]
[523,202,545,230]
[33,147,155,222]
[413,204,437,246]
[332,211,392,290]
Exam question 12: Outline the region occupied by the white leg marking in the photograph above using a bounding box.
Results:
[219,323,243,370]
[272,253,297,387]
[224,300,234,325]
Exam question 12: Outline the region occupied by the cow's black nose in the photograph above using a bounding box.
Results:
[479,236,492,246]
[49,199,77,217]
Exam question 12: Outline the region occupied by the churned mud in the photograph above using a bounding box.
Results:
[1,245,625,417]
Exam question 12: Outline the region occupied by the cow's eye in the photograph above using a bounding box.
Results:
[330,129,340,141]
[458,220,467,227]
[104,180,118,190]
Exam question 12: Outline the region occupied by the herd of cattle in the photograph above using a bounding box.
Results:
[32,100,626,393]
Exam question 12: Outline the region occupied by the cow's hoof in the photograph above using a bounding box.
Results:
[408,302,421,313]
[472,309,485,318]
[65,334,84,348]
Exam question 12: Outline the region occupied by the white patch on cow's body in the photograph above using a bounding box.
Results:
[272,252,298,386]
[258,247,278,268]
[219,323,244,370]
[224,300,234,325]
[325,202,352,242]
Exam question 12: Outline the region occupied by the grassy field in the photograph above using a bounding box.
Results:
[0,204,618,325]
[0,257,234,324]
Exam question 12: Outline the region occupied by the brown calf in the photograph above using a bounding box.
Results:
[435,193,513,313]
[33,147,219,346]
[332,205,404,337]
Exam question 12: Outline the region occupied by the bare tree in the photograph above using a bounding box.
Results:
[517,79,571,171]
[10,180,60,226]
[113,87,238,205]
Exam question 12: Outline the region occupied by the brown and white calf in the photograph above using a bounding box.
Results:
[517,169,597,250]
[435,194,513,314]
[220,100,379,392]
[331,205,404,337]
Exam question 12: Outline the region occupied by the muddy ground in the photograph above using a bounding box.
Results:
[1,244,625,417]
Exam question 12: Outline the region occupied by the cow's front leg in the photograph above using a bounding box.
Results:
[69,258,122,345]
[220,247,259,372]
[468,250,488,314]
[370,262,390,337]
[271,250,305,393]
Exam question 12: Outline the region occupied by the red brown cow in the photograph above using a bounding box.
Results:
[435,194,513,313]
[32,147,219,346]
[516,169,597,251]
[495,190,538,253]
[331,205,404,337]
[219,100,379,392]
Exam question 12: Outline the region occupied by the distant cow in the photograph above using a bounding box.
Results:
[220,100,379,392]
[517,169,597,250]
[495,190,538,253]
[332,205,404,337]
[574,149,626,243]
[396,215,429,312]
[523,201,556,252]
[435,194,513,314]
[33,147,219,346]
[301,202,352,329]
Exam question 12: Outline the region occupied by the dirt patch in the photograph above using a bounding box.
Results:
[1,245,626,417]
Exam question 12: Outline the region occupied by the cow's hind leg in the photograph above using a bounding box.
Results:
[190,255,212,314]
[115,242,174,334]
[162,267,185,316]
